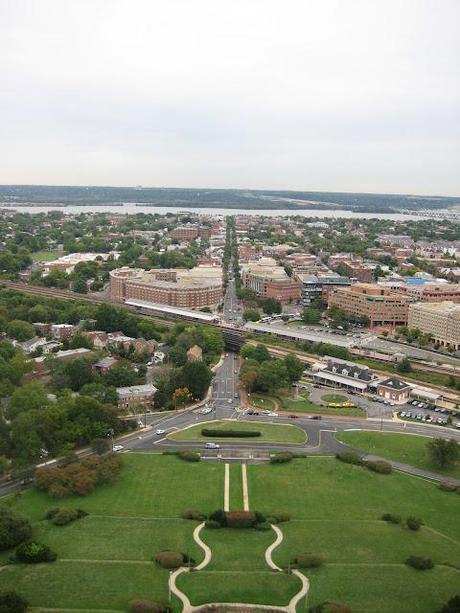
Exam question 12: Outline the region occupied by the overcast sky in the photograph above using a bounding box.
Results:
[1,0,459,195]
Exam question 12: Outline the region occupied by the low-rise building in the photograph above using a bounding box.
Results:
[51,324,75,340]
[296,273,351,305]
[376,377,412,404]
[241,258,300,304]
[407,301,460,350]
[310,357,378,392]
[116,383,158,409]
[186,345,203,362]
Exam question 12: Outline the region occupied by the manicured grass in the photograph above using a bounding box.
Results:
[321,393,349,403]
[229,463,243,510]
[203,527,275,571]
[168,420,307,444]
[249,394,277,410]
[249,458,460,541]
[31,249,64,262]
[177,571,300,608]
[280,397,366,417]
[337,431,460,479]
[306,565,460,613]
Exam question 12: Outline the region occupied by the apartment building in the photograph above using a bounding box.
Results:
[296,273,351,305]
[241,258,300,304]
[327,284,409,328]
[407,301,460,350]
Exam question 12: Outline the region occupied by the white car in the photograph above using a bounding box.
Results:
[204,442,220,449]
[155,429,165,435]
[267,412,279,417]
[201,407,213,414]
[113,444,124,452]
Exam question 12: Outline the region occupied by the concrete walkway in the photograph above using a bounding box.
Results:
[194,522,212,570]
[241,463,249,511]
[224,463,230,511]
[265,525,283,571]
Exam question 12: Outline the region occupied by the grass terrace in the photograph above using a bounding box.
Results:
[337,431,460,479]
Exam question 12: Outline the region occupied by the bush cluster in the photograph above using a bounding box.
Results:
[181,509,206,521]
[441,595,460,613]
[226,511,257,528]
[295,553,325,568]
[381,513,402,524]
[128,600,168,613]
[270,452,294,464]
[0,508,32,552]
[45,507,88,526]
[0,591,28,613]
[406,516,423,531]
[366,460,392,474]
[14,541,57,563]
[155,551,188,569]
[35,454,122,497]
[205,509,274,530]
[201,429,261,438]
[335,452,363,465]
[309,602,352,613]
[406,555,434,570]
[439,481,458,493]
[177,451,200,462]
[266,512,290,524]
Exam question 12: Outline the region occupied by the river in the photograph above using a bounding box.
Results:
[0,203,434,220]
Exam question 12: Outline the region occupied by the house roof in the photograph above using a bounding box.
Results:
[377,377,412,391]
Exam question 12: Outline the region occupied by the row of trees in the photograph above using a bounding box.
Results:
[239,343,304,394]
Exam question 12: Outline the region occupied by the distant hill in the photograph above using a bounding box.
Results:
[0,185,458,212]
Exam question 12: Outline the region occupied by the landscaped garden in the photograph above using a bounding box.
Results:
[337,431,460,479]
[1,453,459,612]
[248,391,366,417]
[168,419,307,444]
[320,393,349,404]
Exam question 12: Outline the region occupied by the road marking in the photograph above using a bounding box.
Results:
[241,463,249,511]
[224,463,230,511]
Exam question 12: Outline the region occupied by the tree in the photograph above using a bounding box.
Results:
[243,309,260,322]
[7,383,48,419]
[240,344,256,360]
[6,320,35,342]
[168,345,188,367]
[180,361,213,400]
[91,437,111,455]
[302,307,321,324]
[441,595,460,613]
[0,455,9,476]
[256,359,288,393]
[0,508,32,551]
[261,298,282,315]
[73,277,88,294]
[396,357,412,373]
[0,591,28,613]
[252,344,271,363]
[172,387,191,409]
[427,438,459,469]
[69,333,94,350]
[284,354,304,383]
[105,363,137,388]
[62,358,95,391]
[80,382,118,405]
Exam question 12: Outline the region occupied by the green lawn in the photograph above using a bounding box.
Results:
[168,419,307,444]
[337,431,460,479]
[280,397,366,417]
[31,249,64,262]
[249,394,277,410]
[321,393,350,403]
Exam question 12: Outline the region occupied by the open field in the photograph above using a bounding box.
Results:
[1,454,459,612]
[337,431,460,479]
[31,249,64,262]
[168,419,307,444]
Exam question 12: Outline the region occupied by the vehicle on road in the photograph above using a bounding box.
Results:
[228,398,233,404]
[155,429,165,435]
[288,414,299,419]
[267,411,279,417]
[113,445,124,452]
[310,415,322,420]
[204,442,220,449]
[234,392,238,398]
[201,407,213,414]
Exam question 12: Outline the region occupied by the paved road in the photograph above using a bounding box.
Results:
[222,277,242,325]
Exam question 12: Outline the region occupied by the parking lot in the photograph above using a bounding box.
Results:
[397,400,460,428]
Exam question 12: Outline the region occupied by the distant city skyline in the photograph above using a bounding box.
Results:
[1,0,459,195]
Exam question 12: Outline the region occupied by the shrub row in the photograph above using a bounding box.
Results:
[309,602,352,613]
[201,429,261,438]
[295,553,325,568]
[35,454,122,497]
[381,514,423,531]
[128,600,169,613]
[406,555,434,570]
[178,451,200,462]
[270,452,294,464]
[335,453,392,474]
[45,507,88,526]
[155,551,193,569]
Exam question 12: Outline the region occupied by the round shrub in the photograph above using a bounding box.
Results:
[309,602,352,613]
[181,509,207,521]
[365,460,392,474]
[439,481,458,493]
[296,553,325,568]
[51,509,78,526]
[15,541,57,563]
[270,452,294,464]
[0,591,28,613]
[254,511,266,523]
[381,513,401,524]
[155,551,185,569]
[0,508,32,552]
[270,512,290,523]
[129,599,167,613]
[441,595,460,613]
[254,521,271,531]
[76,508,88,519]
[406,555,434,570]
[44,508,61,520]
[178,451,200,462]
[204,520,221,529]
[335,452,363,465]
[406,516,423,531]
[209,509,227,527]
[225,511,257,529]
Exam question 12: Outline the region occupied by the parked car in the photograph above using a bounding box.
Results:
[113,445,124,452]
[155,429,165,435]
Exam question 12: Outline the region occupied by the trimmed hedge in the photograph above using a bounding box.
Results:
[381,513,402,524]
[270,452,294,464]
[201,429,261,438]
[254,521,271,531]
[406,555,434,570]
[209,509,227,527]
[296,553,325,568]
[14,541,57,563]
[181,509,207,521]
[226,511,257,528]
[365,460,392,474]
[204,520,221,529]
[48,508,88,526]
[129,599,168,613]
[269,512,290,523]
[335,452,363,465]
[178,451,200,462]
[155,551,186,569]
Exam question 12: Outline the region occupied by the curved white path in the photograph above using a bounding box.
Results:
[265,524,283,571]
[194,522,212,570]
